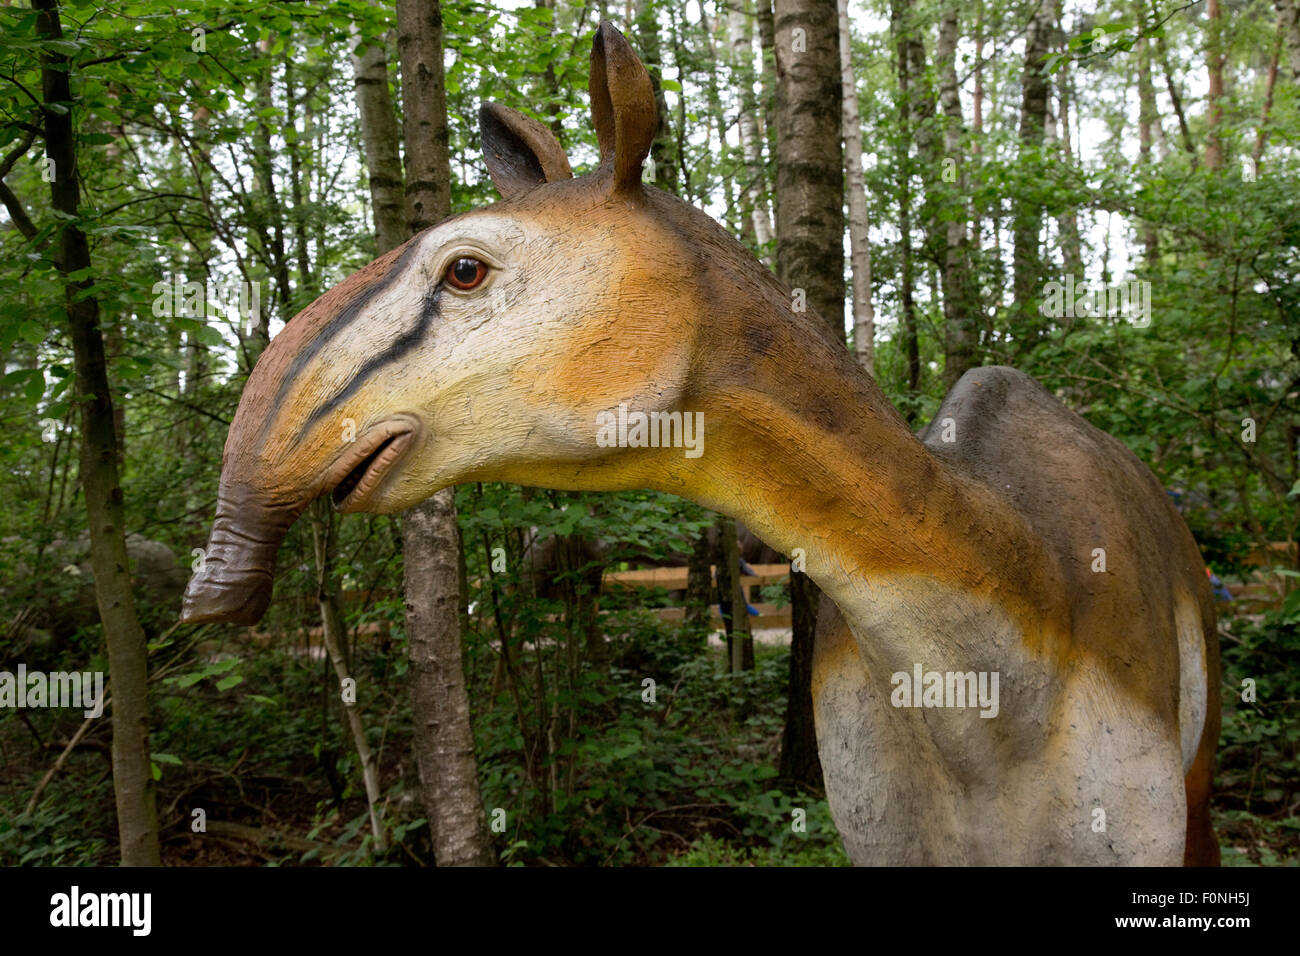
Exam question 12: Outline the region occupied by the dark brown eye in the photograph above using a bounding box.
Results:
[446,257,488,290]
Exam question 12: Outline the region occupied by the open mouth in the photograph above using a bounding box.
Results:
[327,422,416,511]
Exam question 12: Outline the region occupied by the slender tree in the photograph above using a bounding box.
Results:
[1011,2,1051,351]
[351,12,408,253]
[837,0,874,373]
[1279,0,1300,78]
[889,0,925,395]
[395,0,494,867]
[729,0,775,261]
[634,0,680,192]
[1134,0,1160,267]
[936,0,977,386]
[34,0,159,866]
[772,0,842,791]
[1204,0,1225,170]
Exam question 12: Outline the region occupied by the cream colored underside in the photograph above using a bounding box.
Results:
[813,574,1194,865]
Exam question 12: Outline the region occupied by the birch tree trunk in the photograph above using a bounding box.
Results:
[35,0,160,867]
[395,0,493,867]
[837,0,874,374]
[729,0,775,262]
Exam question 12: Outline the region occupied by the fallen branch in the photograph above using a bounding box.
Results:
[24,703,106,817]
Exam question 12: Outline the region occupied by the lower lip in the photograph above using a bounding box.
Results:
[335,428,415,512]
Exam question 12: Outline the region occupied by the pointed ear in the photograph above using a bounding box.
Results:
[479,103,574,200]
[589,21,656,194]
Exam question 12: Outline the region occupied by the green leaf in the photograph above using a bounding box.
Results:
[194,323,224,347]
[24,373,44,404]
[17,321,45,346]
[215,674,243,692]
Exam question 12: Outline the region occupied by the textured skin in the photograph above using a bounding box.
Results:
[812,368,1220,864]
[181,22,1219,865]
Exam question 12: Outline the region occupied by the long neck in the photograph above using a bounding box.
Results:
[644,265,1070,668]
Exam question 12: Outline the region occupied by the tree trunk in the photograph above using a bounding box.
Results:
[1052,0,1082,278]
[936,0,977,387]
[35,0,160,867]
[773,0,840,792]
[395,0,493,867]
[1254,18,1283,170]
[1135,0,1160,267]
[1204,0,1225,171]
[837,0,874,374]
[756,0,779,201]
[1278,0,1300,79]
[1011,3,1051,352]
[684,526,713,647]
[250,35,288,351]
[398,0,452,234]
[635,0,680,193]
[729,0,775,262]
[310,500,386,852]
[351,12,408,253]
[715,517,754,672]
[889,0,922,396]
[1150,0,1196,158]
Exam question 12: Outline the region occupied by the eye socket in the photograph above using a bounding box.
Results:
[446,256,488,291]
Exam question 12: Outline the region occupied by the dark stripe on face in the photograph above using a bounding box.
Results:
[297,289,442,442]
[272,236,427,414]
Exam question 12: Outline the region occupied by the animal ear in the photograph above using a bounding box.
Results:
[588,20,656,193]
[479,102,574,200]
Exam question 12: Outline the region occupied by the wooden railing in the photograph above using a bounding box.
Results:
[603,562,792,629]
[261,562,794,646]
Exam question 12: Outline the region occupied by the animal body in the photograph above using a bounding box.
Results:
[181,23,1219,865]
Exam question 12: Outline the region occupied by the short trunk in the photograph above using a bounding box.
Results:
[401,492,493,865]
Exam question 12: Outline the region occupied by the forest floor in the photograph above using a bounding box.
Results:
[1,606,1295,867]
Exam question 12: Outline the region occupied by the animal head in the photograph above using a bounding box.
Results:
[181,21,820,626]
